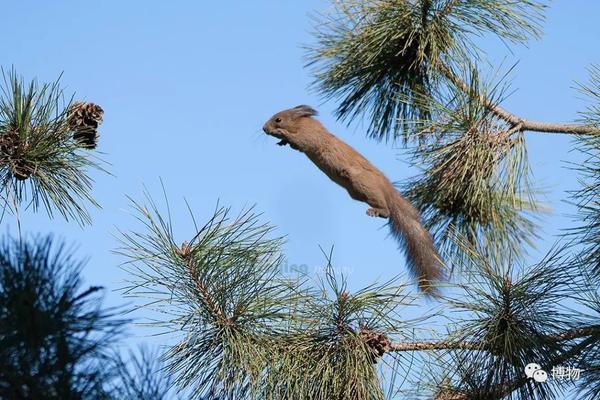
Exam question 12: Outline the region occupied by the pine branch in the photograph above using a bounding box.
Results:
[552,325,600,341]
[176,241,229,324]
[0,68,106,225]
[117,192,306,399]
[439,63,600,135]
[0,235,126,398]
[387,324,600,353]
[307,0,548,141]
[390,340,479,351]
[405,68,542,269]
[392,325,600,399]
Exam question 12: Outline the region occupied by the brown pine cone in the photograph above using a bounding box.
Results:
[67,102,104,149]
[0,129,31,180]
[0,129,20,156]
[359,327,392,362]
[73,129,99,149]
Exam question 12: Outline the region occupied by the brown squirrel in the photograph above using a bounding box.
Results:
[263,105,443,295]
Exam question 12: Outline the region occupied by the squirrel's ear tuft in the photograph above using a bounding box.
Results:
[293,105,318,118]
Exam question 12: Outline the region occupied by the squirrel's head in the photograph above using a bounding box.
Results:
[262,105,318,149]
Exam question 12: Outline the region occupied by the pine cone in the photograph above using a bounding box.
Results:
[73,129,99,149]
[359,327,392,362]
[67,102,104,149]
[0,129,20,156]
[0,129,31,180]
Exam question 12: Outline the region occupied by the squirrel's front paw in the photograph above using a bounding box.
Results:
[367,208,389,218]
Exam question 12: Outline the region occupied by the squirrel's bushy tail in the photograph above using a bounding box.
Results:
[384,186,443,296]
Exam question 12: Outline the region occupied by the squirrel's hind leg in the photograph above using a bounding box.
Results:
[367,207,389,218]
[342,169,390,218]
[363,188,389,218]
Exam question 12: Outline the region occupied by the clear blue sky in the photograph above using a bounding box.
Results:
[2,1,599,398]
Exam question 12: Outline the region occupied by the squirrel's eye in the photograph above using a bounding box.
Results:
[275,117,282,123]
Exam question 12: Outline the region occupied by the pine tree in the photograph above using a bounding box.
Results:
[0,70,176,399]
[3,2,600,400]
[116,2,600,399]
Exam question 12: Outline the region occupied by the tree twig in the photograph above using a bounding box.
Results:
[177,241,230,324]
[549,324,600,341]
[389,340,479,352]
[388,324,600,353]
[437,63,600,135]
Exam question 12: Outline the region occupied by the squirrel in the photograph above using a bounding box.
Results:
[262,105,444,295]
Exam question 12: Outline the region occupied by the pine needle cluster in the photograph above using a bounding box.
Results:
[0,68,105,225]
[571,65,600,276]
[307,0,546,141]
[404,67,539,268]
[0,236,123,399]
[435,246,576,399]
[117,193,421,400]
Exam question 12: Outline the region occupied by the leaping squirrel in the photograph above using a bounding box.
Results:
[263,105,443,295]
